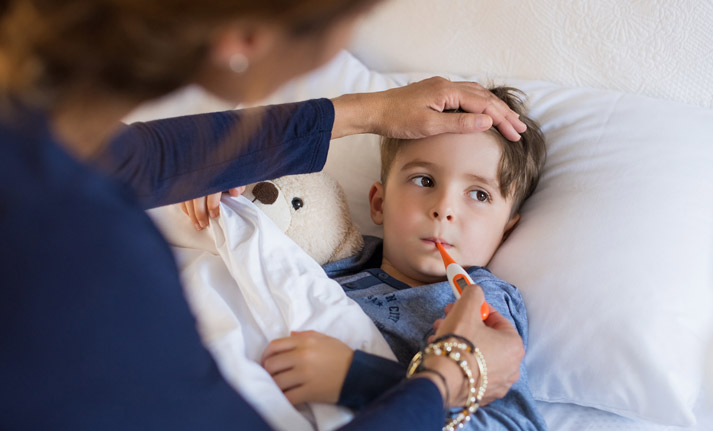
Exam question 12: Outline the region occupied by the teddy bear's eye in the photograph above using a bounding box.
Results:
[291,197,304,210]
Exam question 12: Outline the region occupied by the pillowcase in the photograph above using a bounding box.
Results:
[260,51,713,426]
[488,80,713,426]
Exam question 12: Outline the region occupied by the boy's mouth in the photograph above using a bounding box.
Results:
[422,238,452,248]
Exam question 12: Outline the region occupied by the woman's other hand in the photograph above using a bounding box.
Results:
[331,77,527,142]
[179,186,245,230]
[425,285,524,407]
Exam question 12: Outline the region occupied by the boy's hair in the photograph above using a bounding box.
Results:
[380,86,546,215]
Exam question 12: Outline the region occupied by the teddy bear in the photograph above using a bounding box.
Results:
[242,171,364,266]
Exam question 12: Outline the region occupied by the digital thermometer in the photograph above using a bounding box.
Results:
[435,242,490,321]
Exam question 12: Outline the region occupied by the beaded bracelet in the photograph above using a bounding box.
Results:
[406,336,488,431]
[430,334,475,353]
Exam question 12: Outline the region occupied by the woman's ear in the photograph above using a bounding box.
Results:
[368,182,385,225]
[502,213,520,242]
[208,20,277,69]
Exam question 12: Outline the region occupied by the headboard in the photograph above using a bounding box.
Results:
[349,0,713,108]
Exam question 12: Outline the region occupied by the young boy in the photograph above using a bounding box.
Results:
[262,86,547,430]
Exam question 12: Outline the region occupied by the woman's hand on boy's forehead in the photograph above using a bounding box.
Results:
[333,77,527,141]
[451,81,527,141]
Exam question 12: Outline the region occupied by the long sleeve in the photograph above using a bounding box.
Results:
[1,105,454,431]
[338,350,407,410]
[339,378,444,431]
[95,99,334,208]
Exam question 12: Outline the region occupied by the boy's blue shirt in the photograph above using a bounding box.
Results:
[324,235,547,431]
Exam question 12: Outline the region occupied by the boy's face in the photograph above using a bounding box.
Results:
[370,132,519,286]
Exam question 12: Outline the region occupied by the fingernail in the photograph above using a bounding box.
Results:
[194,224,202,231]
[209,211,218,218]
[476,117,490,129]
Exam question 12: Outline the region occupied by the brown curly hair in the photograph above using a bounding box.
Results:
[0,0,379,107]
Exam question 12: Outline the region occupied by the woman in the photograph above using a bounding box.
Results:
[0,1,526,430]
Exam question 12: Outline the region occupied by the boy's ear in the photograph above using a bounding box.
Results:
[368,182,385,225]
[502,213,520,242]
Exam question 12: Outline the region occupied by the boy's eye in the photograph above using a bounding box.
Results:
[410,175,434,188]
[469,190,490,202]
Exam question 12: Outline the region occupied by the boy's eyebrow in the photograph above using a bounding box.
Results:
[400,160,500,189]
[400,160,436,171]
[466,173,500,189]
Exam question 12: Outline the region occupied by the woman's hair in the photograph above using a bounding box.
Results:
[0,0,378,106]
[380,86,546,215]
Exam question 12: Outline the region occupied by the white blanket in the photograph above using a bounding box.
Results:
[148,196,396,431]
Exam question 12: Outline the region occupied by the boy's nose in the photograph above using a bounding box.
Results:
[430,189,456,221]
[431,198,455,221]
[432,210,454,221]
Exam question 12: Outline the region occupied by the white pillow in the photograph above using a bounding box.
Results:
[489,81,713,426]
[262,51,713,426]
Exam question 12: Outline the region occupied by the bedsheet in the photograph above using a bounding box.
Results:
[537,388,713,431]
[147,196,395,431]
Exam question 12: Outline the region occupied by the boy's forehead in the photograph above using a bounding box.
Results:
[401,130,500,149]
[394,132,502,169]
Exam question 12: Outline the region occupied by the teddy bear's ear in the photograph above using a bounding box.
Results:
[327,220,364,263]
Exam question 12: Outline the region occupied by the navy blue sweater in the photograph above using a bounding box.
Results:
[0,100,443,431]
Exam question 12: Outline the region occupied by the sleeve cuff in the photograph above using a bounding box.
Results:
[338,350,406,411]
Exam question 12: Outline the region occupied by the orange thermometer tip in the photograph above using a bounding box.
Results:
[435,241,456,267]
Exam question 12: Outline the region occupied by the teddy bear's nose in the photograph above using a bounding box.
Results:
[252,182,279,205]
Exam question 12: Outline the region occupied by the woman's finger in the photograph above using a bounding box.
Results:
[206,192,222,218]
[185,200,201,230]
[443,303,455,315]
[458,99,523,141]
[453,83,527,138]
[192,197,210,228]
[229,186,246,197]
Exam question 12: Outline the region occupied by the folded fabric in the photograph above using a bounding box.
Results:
[148,196,395,431]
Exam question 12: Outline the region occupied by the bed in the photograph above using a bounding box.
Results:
[127,1,713,429]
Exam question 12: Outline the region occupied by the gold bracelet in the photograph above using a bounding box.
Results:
[406,338,488,431]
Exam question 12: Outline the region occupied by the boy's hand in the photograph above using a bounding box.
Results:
[261,330,354,405]
[179,186,245,230]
